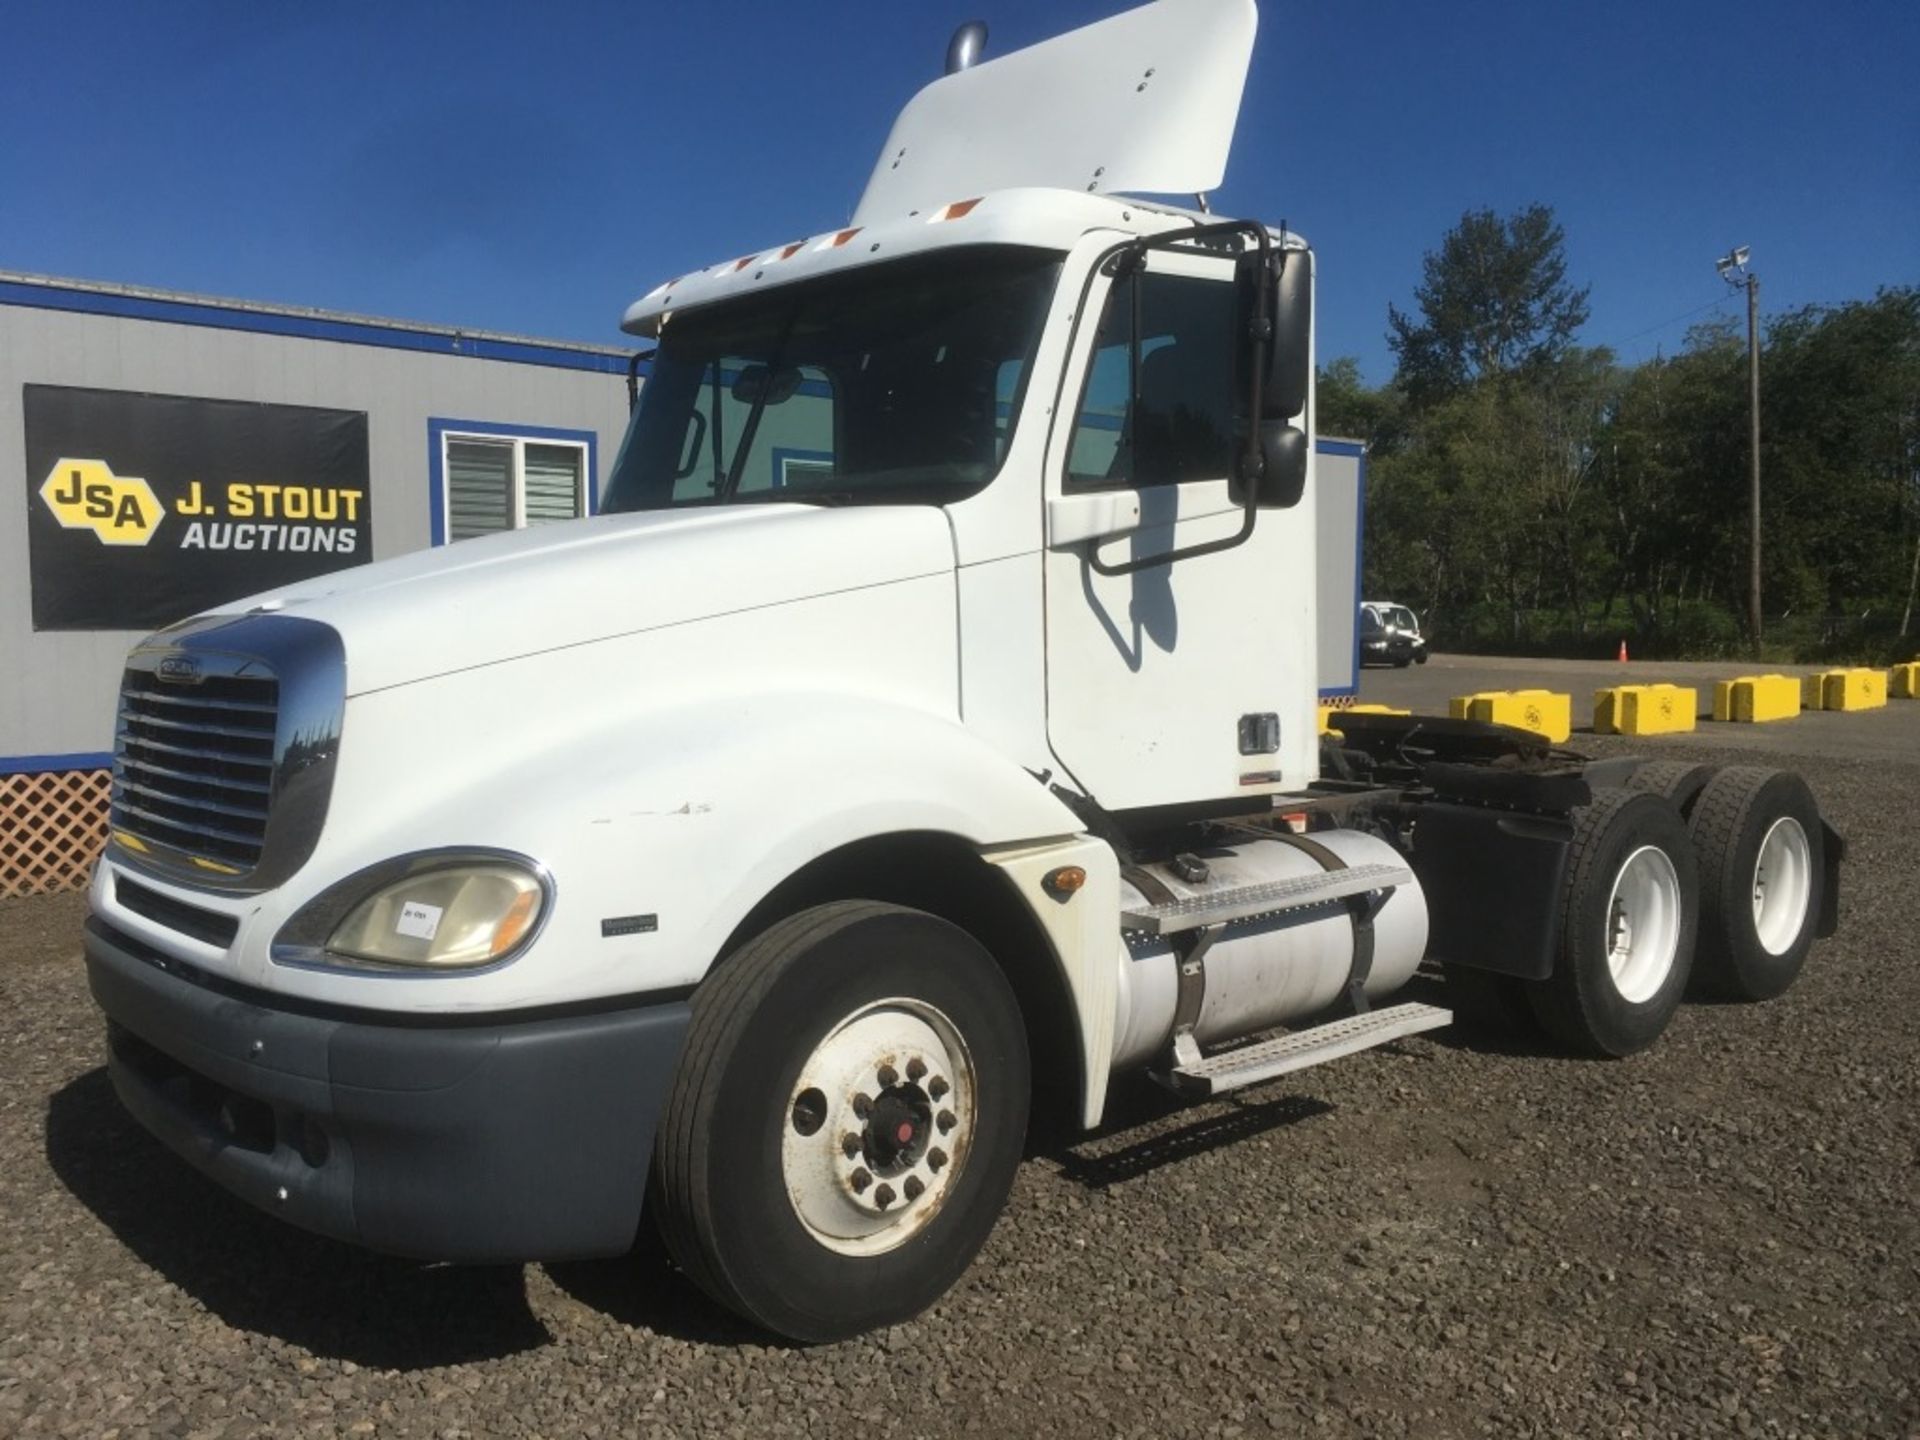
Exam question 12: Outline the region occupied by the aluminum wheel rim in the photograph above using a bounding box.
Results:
[781,997,974,1257]
[1604,844,1683,1004]
[1752,816,1813,956]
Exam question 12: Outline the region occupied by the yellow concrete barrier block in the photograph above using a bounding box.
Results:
[1596,684,1696,736]
[1713,674,1801,723]
[1593,685,1634,734]
[1821,668,1887,711]
[1890,662,1920,699]
[1802,670,1848,711]
[1455,689,1572,744]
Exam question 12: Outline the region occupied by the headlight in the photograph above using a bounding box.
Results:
[273,852,550,972]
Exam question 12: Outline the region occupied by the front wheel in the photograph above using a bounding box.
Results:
[652,901,1029,1342]
[1528,789,1699,1057]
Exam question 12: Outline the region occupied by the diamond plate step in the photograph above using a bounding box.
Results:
[1162,1002,1452,1098]
[1120,860,1412,935]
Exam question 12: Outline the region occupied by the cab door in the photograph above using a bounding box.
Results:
[1041,247,1318,813]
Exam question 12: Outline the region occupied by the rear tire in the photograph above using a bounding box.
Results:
[1686,767,1825,1001]
[1625,759,1715,817]
[1528,789,1698,1057]
[653,901,1029,1342]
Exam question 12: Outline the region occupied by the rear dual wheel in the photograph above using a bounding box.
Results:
[652,901,1029,1343]
[1686,767,1825,1001]
[1529,788,1699,1057]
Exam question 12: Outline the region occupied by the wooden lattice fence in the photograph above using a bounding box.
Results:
[1,767,112,897]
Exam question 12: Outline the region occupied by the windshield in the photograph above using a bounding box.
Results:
[1389,606,1418,631]
[604,246,1062,511]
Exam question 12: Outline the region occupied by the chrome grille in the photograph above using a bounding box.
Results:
[112,668,280,874]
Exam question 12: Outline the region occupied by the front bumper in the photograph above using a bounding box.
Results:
[85,916,690,1263]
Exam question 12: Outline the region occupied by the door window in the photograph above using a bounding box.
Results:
[1066,268,1239,490]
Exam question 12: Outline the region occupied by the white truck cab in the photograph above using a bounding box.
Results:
[83,0,1843,1342]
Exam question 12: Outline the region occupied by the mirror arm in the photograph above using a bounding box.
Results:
[1083,220,1274,578]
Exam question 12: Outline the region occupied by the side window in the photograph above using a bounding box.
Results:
[441,427,591,542]
[1067,269,1239,489]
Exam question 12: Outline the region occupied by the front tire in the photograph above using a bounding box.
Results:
[653,902,1030,1342]
[1686,767,1825,1001]
[1529,789,1699,1057]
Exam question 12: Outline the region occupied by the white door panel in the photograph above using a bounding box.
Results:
[1041,252,1317,812]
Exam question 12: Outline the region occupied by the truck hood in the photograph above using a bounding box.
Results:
[207,504,957,695]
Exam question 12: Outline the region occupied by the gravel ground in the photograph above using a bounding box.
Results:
[3,734,1916,1438]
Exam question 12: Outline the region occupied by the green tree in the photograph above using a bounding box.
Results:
[1387,205,1591,406]
[1316,357,1402,451]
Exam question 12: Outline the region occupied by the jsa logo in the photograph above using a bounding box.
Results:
[38,458,164,546]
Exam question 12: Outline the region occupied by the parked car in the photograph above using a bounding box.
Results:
[1361,600,1428,667]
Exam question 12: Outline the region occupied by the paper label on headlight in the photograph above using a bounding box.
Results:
[396,900,444,940]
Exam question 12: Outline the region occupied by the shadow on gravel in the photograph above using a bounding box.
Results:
[1401,970,1570,1060]
[543,1230,771,1348]
[45,1068,551,1369]
[1050,1075,1333,1189]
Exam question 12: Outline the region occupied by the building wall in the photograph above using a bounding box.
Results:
[1,289,633,765]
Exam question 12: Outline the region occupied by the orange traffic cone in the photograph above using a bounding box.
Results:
[1617,639,1630,663]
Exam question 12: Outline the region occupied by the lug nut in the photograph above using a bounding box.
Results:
[928,1147,947,1172]
[928,1076,949,1101]
[850,1168,872,1193]
[906,1057,926,1082]
[937,1109,957,1134]
[874,1183,896,1209]
[842,1131,863,1159]
[877,1063,898,1088]
[852,1092,873,1118]
[903,1176,925,1202]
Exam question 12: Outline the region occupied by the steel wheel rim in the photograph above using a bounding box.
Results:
[1752,816,1813,956]
[1604,844,1683,1004]
[781,997,974,1257]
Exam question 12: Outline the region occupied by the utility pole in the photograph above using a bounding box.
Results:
[1718,247,1762,656]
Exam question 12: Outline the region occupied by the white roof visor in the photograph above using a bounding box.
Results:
[853,0,1257,227]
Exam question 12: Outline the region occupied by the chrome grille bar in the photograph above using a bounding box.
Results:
[111,664,280,873]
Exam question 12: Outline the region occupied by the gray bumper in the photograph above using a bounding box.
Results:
[85,916,689,1263]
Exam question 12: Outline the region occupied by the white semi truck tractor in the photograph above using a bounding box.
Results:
[83,0,1843,1342]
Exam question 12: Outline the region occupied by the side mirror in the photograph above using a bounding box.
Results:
[1234,420,1306,509]
[1263,250,1312,420]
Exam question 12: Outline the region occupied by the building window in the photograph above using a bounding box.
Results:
[431,420,595,543]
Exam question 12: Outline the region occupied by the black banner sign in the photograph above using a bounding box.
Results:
[25,384,372,631]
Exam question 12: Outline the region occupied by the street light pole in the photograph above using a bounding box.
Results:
[1718,247,1762,657]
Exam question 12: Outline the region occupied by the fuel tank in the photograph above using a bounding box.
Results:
[1110,829,1430,1071]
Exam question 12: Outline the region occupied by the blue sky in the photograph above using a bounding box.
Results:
[2,1,1913,384]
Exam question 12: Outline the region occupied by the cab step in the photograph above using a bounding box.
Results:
[1160,1001,1452,1098]
[1120,860,1412,935]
